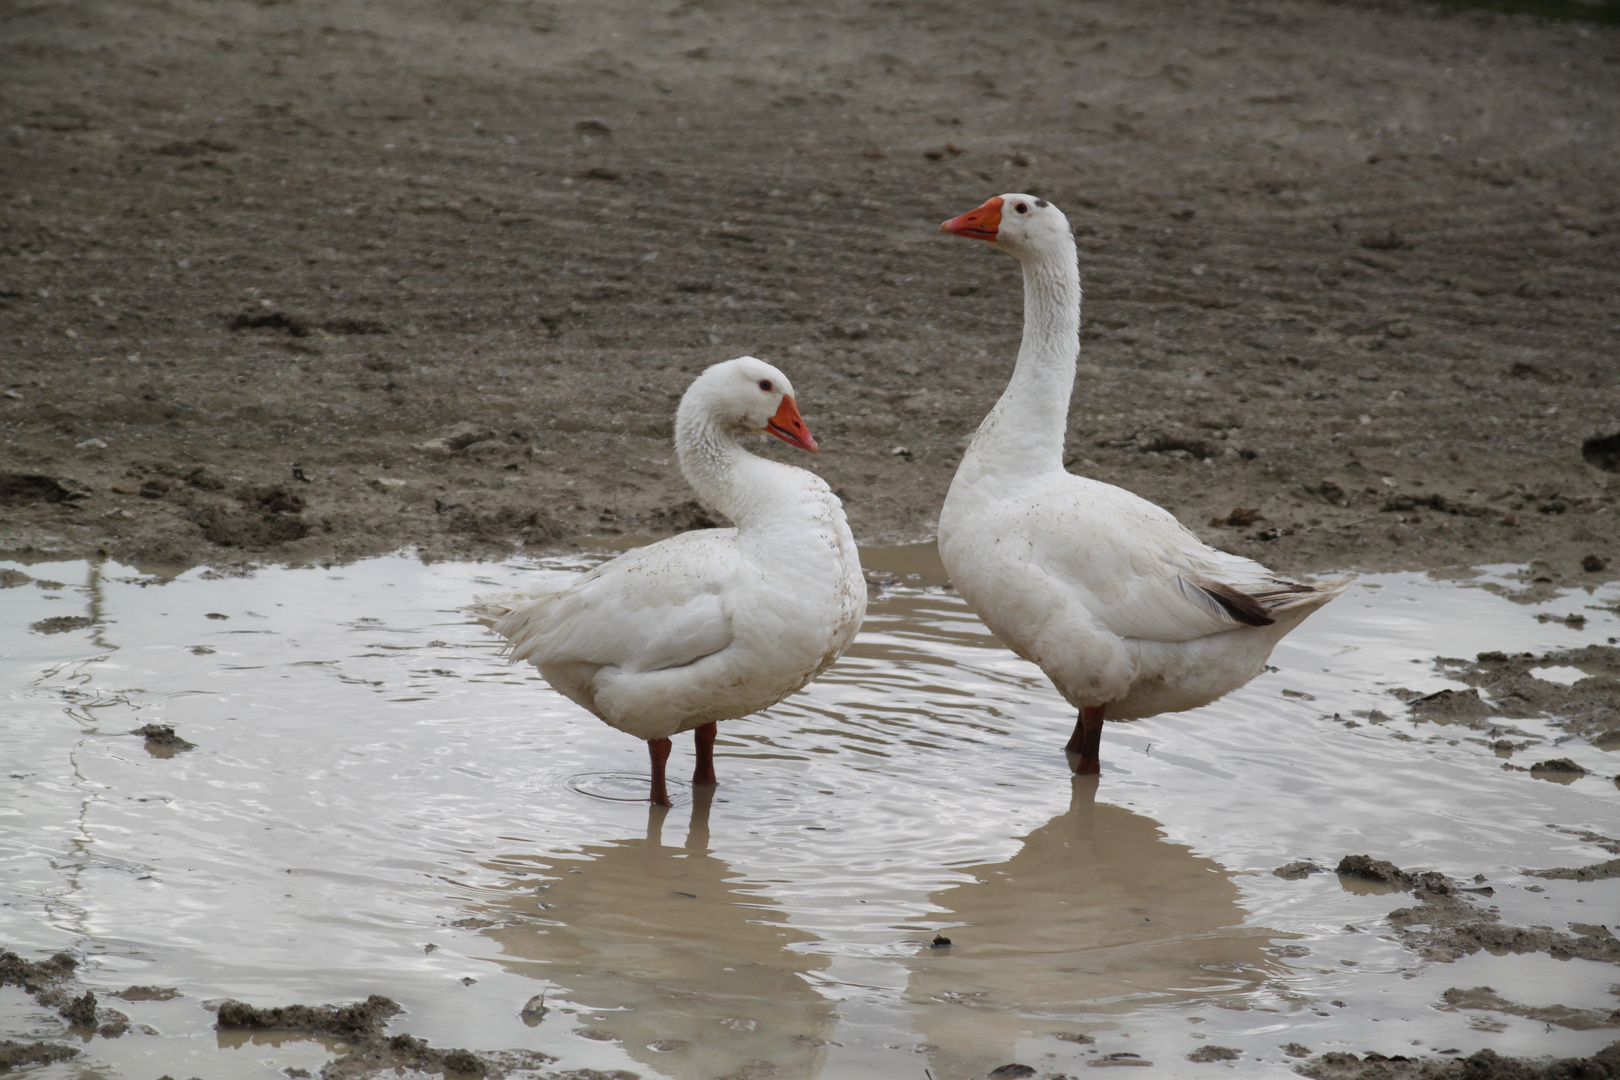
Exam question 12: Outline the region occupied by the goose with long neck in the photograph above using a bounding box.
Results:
[475,357,865,806]
[937,194,1346,775]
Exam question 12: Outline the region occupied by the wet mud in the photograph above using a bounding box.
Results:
[0,949,129,1039]
[1267,855,1620,967]
[215,997,562,1080]
[1420,646,1620,748]
[1298,1042,1620,1080]
[2,0,1619,579]
[214,994,402,1040]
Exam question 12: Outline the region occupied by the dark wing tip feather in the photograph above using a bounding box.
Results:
[1193,577,1276,627]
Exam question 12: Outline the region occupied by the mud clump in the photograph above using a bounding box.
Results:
[1438,987,1620,1032]
[132,724,196,752]
[1297,1040,1620,1079]
[0,949,130,1038]
[1187,1046,1241,1062]
[215,994,401,1039]
[29,615,95,635]
[0,950,77,994]
[59,990,97,1027]
[1427,647,1620,747]
[1584,432,1620,473]
[1336,855,1452,895]
[1402,687,1494,724]
[1528,858,1620,882]
[1343,859,1620,964]
[320,1034,556,1080]
[111,985,180,1001]
[1527,757,1586,775]
[0,1041,79,1070]
[1274,860,1323,880]
[0,473,87,507]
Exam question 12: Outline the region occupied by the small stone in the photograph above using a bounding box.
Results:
[1582,554,1608,573]
[930,934,952,948]
[1335,854,1411,886]
[1187,1046,1240,1062]
[1222,507,1264,527]
[132,725,197,751]
[989,1066,1036,1078]
[520,994,548,1025]
[1273,861,1321,880]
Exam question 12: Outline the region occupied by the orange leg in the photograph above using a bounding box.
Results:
[647,737,673,807]
[1064,705,1106,775]
[691,721,719,787]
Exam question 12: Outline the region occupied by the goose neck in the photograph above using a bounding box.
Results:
[971,240,1081,479]
[675,412,795,532]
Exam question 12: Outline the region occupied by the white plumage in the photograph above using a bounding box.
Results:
[938,194,1346,773]
[475,357,865,805]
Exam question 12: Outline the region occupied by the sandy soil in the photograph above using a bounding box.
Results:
[1,0,1617,581]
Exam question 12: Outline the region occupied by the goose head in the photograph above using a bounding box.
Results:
[684,356,818,453]
[940,193,1071,259]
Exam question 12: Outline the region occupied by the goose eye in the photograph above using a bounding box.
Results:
[1015,202,1029,214]
[758,379,773,392]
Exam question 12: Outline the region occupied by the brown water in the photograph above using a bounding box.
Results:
[2,546,1616,1078]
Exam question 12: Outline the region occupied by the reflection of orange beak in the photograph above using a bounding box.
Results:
[765,395,818,454]
[940,196,1003,241]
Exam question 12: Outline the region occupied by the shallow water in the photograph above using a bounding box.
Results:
[2,546,1616,1078]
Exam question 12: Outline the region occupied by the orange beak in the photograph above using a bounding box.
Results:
[940,196,1003,241]
[765,395,818,454]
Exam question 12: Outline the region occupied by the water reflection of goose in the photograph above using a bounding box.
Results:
[474,788,834,1079]
[907,778,1282,1074]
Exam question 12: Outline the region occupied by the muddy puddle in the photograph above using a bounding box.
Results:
[2,546,1616,1078]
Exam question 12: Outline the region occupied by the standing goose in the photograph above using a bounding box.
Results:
[937,194,1346,775]
[475,357,865,806]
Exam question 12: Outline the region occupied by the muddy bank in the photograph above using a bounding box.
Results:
[2,0,1618,575]
[1270,855,1620,969]
[1263,853,1620,1073]
[1297,1041,1620,1080]
[1413,645,1620,749]
[8,940,1617,1080]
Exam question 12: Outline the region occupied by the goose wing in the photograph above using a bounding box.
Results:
[491,532,739,675]
[1028,481,1310,644]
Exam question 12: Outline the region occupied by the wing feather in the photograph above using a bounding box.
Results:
[1028,477,1325,643]
[483,533,738,674]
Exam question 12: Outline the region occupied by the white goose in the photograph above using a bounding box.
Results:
[937,194,1346,775]
[475,357,865,806]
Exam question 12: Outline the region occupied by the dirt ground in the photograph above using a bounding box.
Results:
[1,0,1618,582]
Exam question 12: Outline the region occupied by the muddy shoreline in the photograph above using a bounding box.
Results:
[3,0,1618,581]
